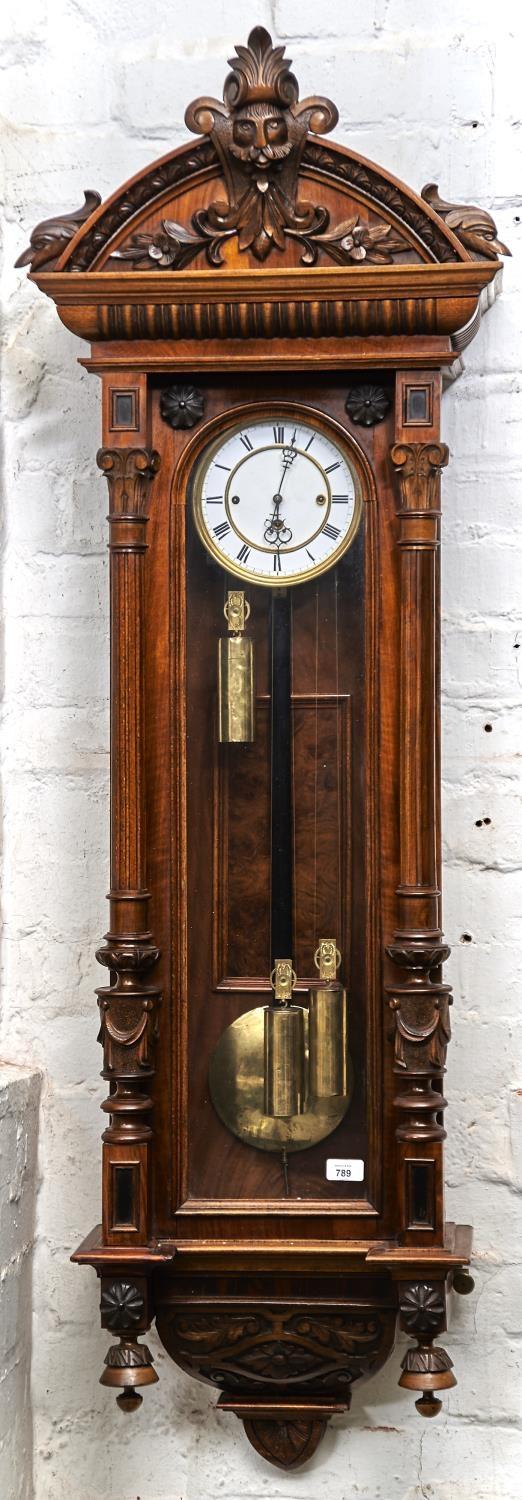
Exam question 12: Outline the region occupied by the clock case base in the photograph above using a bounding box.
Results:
[74,1223,473,1463]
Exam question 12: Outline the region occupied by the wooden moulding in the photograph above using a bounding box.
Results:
[72,1222,473,1275]
[31,262,498,344]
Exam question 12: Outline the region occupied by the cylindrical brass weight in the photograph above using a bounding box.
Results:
[264,1005,305,1118]
[218,635,255,743]
[308,984,348,1098]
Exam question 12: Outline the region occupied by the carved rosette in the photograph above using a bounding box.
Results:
[159,384,205,429]
[100,1280,146,1330]
[398,1281,456,1417]
[345,384,391,426]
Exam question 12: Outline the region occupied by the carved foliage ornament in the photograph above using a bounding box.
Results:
[159,1306,391,1393]
[116,28,407,269]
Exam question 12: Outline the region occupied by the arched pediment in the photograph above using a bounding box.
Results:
[17,26,508,277]
[16,27,507,347]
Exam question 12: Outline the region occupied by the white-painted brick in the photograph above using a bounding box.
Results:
[0,1067,40,1500]
[1,5,521,1500]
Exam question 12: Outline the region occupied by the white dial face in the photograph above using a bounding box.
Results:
[191,415,361,586]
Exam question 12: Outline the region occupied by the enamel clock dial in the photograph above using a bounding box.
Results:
[191,414,361,585]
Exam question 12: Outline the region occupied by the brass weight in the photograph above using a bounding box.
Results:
[264,1004,305,1117]
[263,959,305,1118]
[308,939,349,1099]
[218,590,255,743]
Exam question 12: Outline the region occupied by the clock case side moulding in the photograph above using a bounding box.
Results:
[16,24,506,1468]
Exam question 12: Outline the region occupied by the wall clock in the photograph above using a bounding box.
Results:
[16,25,509,1470]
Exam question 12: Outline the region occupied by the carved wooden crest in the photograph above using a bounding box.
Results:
[15,26,510,283]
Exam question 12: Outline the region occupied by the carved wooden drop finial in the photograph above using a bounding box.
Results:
[398,1281,456,1418]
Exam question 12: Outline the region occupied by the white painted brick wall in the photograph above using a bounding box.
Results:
[1,3,521,1497]
[0,1066,41,1500]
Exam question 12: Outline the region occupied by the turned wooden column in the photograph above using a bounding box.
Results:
[387,373,451,1243]
[96,440,160,1246]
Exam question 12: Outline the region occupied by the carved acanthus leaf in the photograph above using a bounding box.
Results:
[421,183,511,261]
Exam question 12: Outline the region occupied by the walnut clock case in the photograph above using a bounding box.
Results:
[17,27,509,1471]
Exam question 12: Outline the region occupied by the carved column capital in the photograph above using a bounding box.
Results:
[97,446,160,511]
[390,440,449,506]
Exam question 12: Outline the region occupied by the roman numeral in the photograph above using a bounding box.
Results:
[214,463,231,472]
[325,461,341,474]
[240,433,253,451]
[306,549,315,562]
[237,544,250,563]
[323,522,341,540]
[304,434,315,451]
[331,495,349,501]
[273,424,285,444]
[206,496,223,503]
[273,552,282,573]
[213,521,230,540]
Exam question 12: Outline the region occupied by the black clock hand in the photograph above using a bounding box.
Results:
[264,491,292,547]
[264,445,298,544]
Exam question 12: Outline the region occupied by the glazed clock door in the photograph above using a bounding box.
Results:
[148,380,392,1239]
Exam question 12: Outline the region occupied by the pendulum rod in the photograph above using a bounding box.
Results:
[270,590,293,978]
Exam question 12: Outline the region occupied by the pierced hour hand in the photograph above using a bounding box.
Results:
[264,491,293,547]
[263,444,297,546]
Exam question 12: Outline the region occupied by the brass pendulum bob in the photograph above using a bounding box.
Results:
[218,589,255,743]
[308,939,348,1098]
[264,959,305,1118]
